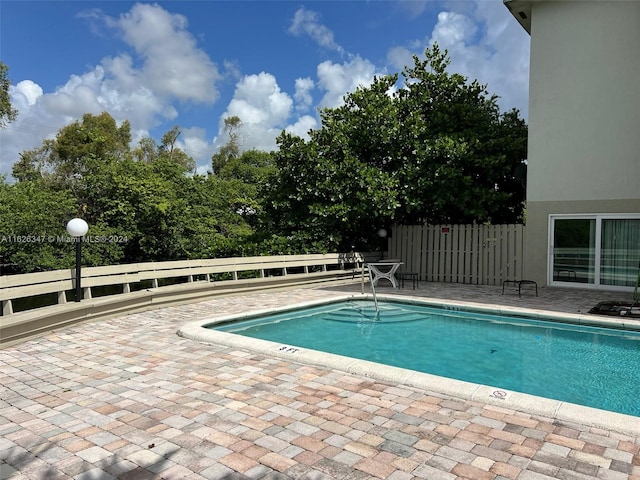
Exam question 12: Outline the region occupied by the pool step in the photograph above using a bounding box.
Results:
[323,309,425,323]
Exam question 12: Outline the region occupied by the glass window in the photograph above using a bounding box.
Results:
[552,218,596,284]
[550,215,640,289]
[601,219,640,287]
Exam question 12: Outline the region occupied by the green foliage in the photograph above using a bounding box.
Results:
[0,62,18,129]
[177,174,255,258]
[159,126,196,173]
[12,112,133,205]
[263,131,398,252]
[263,43,527,251]
[4,113,258,272]
[392,44,527,224]
[212,116,243,174]
[0,178,78,272]
[3,45,528,273]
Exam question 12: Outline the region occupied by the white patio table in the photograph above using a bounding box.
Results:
[365,261,403,288]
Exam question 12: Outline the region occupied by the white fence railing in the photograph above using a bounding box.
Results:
[0,253,374,345]
[388,224,526,286]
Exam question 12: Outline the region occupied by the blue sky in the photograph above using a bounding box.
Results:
[0,1,530,176]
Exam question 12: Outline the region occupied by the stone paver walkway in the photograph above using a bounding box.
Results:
[1,282,639,479]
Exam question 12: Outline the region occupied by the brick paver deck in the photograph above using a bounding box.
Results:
[1,282,639,479]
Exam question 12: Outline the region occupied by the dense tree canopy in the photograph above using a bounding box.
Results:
[1,46,527,273]
[2,112,261,272]
[263,44,527,250]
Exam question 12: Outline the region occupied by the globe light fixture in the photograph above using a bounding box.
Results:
[66,218,88,302]
[377,228,388,260]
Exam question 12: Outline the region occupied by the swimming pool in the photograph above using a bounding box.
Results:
[210,299,640,417]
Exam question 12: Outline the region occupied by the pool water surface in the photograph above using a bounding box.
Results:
[212,300,640,417]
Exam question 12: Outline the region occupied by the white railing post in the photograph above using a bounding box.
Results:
[2,299,13,316]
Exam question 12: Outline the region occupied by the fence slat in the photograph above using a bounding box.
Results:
[389,224,525,286]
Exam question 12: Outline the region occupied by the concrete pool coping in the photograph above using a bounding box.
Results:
[178,292,640,438]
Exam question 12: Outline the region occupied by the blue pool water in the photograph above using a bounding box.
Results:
[212,300,640,416]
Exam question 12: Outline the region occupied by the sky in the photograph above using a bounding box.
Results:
[0,0,530,177]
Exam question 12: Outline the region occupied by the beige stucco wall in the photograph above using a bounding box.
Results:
[523,1,640,285]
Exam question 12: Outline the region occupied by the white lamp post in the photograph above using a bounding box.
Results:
[66,218,89,302]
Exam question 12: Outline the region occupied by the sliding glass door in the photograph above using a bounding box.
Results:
[549,215,640,289]
[601,219,640,287]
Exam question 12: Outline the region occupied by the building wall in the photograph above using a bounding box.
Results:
[524,1,640,285]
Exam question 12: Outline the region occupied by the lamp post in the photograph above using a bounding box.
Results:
[377,228,388,260]
[66,218,88,302]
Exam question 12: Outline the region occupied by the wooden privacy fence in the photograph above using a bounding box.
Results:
[388,224,526,286]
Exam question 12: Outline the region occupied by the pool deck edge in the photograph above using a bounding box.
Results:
[177,293,640,438]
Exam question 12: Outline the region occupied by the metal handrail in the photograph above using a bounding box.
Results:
[367,267,379,312]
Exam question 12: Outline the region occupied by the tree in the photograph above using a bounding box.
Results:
[132,137,158,164]
[263,130,399,253]
[12,148,49,183]
[159,125,196,173]
[7,112,256,269]
[216,149,277,229]
[84,158,189,262]
[13,112,132,207]
[177,174,255,258]
[132,127,196,173]
[393,44,527,224]
[263,44,527,250]
[0,177,78,273]
[211,116,242,174]
[0,62,18,128]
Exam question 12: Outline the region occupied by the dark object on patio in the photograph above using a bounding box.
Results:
[397,272,419,290]
[502,280,538,297]
[588,301,640,318]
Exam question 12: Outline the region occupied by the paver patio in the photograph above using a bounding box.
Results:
[1,282,639,479]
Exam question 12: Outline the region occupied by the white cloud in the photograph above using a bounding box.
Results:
[396,0,430,18]
[1,0,530,179]
[285,115,317,140]
[469,1,530,117]
[0,3,221,177]
[294,77,315,112]
[226,72,292,127]
[108,3,220,103]
[437,3,529,116]
[432,11,478,46]
[209,5,380,163]
[387,46,415,72]
[12,80,42,107]
[209,72,320,170]
[317,56,380,108]
[212,72,294,156]
[288,7,345,55]
[386,0,529,118]
[208,55,380,166]
[223,60,242,82]
[40,70,105,118]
